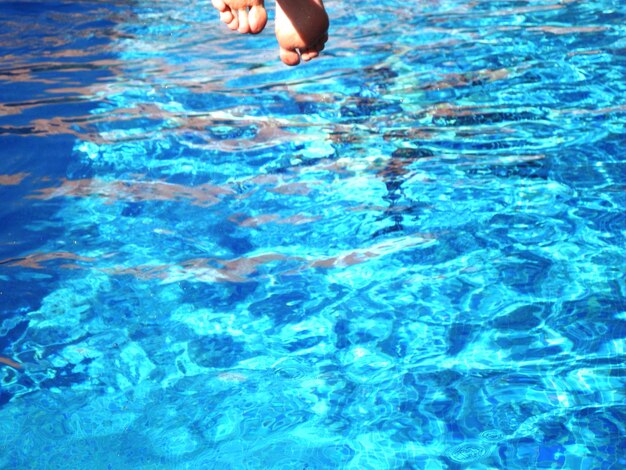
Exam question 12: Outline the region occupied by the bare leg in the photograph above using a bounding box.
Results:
[211,0,268,34]
[275,0,329,66]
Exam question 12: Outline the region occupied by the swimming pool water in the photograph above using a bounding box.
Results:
[1,0,625,468]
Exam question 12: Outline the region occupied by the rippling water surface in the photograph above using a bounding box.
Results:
[1,0,625,468]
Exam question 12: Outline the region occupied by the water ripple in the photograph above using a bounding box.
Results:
[1,0,625,468]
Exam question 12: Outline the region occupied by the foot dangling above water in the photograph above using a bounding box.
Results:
[275,0,329,65]
[211,0,329,65]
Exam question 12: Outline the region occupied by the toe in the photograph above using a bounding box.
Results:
[279,47,301,66]
[248,5,268,34]
[300,36,327,62]
[237,8,250,33]
[220,10,234,25]
[225,12,238,30]
[211,0,228,12]
[301,50,319,62]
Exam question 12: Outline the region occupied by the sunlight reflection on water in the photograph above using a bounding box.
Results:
[1,0,625,468]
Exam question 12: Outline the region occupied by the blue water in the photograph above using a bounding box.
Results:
[1,0,625,468]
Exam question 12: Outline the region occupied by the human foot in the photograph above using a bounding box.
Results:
[211,0,268,34]
[275,0,329,66]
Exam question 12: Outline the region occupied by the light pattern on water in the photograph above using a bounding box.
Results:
[1,0,625,468]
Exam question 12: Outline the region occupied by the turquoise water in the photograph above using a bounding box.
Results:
[1,0,625,468]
